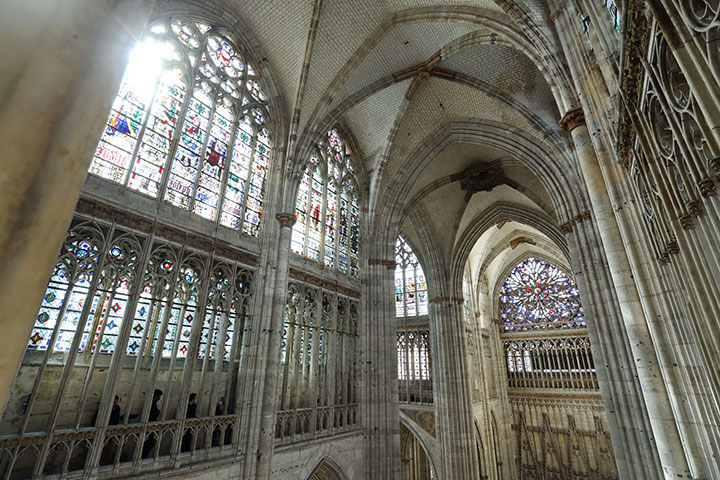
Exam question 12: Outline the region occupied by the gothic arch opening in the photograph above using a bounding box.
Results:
[400,422,437,480]
[308,457,348,480]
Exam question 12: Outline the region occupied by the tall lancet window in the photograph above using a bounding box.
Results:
[395,236,431,404]
[291,129,360,276]
[88,17,271,236]
[395,236,428,317]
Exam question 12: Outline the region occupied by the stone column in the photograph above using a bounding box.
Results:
[255,212,296,479]
[0,0,154,417]
[430,297,480,480]
[362,257,402,479]
[561,109,690,478]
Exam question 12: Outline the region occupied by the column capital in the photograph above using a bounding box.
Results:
[276,212,297,228]
[560,108,586,133]
[368,258,396,269]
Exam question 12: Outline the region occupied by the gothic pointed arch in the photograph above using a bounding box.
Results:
[308,457,349,480]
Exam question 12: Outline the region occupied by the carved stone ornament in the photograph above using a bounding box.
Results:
[687,200,703,216]
[679,214,694,230]
[509,236,536,249]
[450,160,518,202]
[699,178,717,197]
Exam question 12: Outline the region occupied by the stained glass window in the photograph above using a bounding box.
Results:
[395,236,428,318]
[397,330,431,381]
[88,17,272,236]
[292,129,359,276]
[498,257,585,332]
[27,218,254,362]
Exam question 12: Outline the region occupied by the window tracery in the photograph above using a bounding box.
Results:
[291,129,359,276]
[277,282,358,441]
[499,257,585,332]
[395,236,432,404]
[88,17,271,236]
[395,236,428,317]
[26,219,254,362]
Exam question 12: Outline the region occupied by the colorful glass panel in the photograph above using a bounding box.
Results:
[88,19,271,236]
[292,169,311,255]
[306,166,323,262]
[394,236,428,318]
[128,68,186,197]
[291,129,359,276]
[165,85,212,209]
[498,258,585,331]
[324,177,337,268]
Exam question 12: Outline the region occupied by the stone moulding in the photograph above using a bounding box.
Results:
[75,196,259,266]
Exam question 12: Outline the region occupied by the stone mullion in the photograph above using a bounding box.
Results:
[325,295,337,416]
[84,227,155,475]
[641,54,720,265]
[73,283,117,428]
[198,297,221,414]
[639,132,720,334]
[318,155,329,266]
[280,308,296,411]
[188,94,219,214]
[144,249,183,416]
[290,301,304,413]
[213,111,242,231]
[226,275,247,412]
[17,275,76,436]
[647,0,720,150]
[153,56,202,206]
[34,224,115,476]
[308,291,322,433]
[121,70,166,187]
[210,269,236,418]
[160,296,190,415]
[172,253,213,426]
[403,266,411,401]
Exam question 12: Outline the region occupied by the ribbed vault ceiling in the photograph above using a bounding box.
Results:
[169,0,576,279]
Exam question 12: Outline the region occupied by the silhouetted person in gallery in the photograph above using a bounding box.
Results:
[92,395,121,426]
[182,393,198,452]
[212,397,225,446]
[141,389,163,458]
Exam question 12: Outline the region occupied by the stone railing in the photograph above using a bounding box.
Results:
[274,403,358,445]
[0,414,239,479]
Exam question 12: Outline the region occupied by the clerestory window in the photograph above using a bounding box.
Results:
[88,17,271,236]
